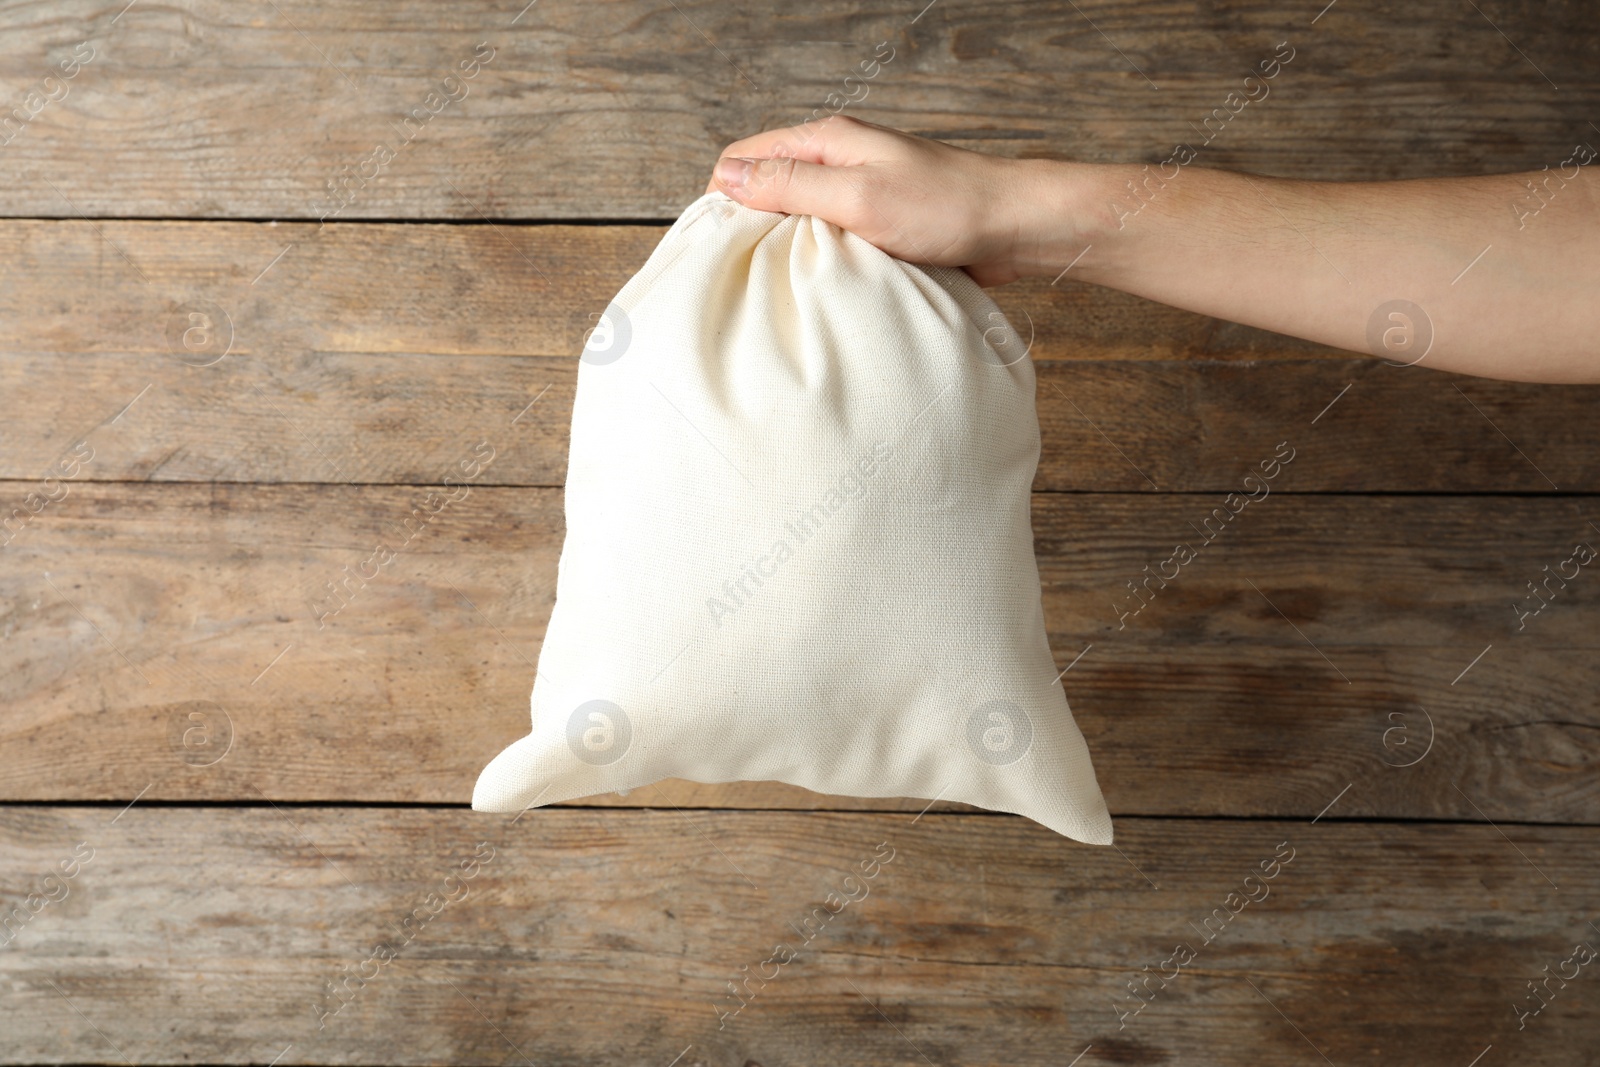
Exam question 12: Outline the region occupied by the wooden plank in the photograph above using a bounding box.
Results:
[0,217,1346,363]
[0,808,1594,1064]
[3,484,1596,819]
[9,351,1598,491]
[1,2,1596,218]
[0,217,1595,489]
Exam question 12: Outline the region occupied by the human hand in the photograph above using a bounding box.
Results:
[705,115,1089,288]
[709,117,1600,382]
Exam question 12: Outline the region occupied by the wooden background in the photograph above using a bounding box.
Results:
[2,1,1598,1064]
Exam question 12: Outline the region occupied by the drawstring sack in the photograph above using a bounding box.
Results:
[472,191,1110,844]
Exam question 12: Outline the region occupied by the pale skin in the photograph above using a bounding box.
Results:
[705,115,1600,384]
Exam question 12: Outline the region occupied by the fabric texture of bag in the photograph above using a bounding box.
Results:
[472,191,1111,844]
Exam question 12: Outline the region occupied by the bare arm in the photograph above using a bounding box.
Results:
[708,116,1600,383]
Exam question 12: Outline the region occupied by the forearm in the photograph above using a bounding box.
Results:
[1010,157,1600,382]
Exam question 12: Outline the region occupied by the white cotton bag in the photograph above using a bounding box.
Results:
[472,191,1111,844]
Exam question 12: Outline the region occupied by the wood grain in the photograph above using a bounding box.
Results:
[4,2,1596,1062]
[4,347,1598,491]
[4,483,1595,819]
[0,1,1596,218]
[0,217,1346,363]
[1,218,1596,490]
[0,808,1593,1065]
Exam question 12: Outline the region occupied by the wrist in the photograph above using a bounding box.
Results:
[1001,158,1122,282]
[1002,158,1153,284]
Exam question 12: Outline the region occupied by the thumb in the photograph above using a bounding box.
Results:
[712,154,853,220]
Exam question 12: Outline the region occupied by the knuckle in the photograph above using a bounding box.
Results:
[748,155,793,194]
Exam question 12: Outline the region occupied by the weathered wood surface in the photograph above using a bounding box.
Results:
[3,348,1597,492]
[0,217,1352,363]
[1,1,1597,219]
[3,4,1596,1063]
[4,483,1595,819]
[1,219,1596,491]
[0,808,1594,1065]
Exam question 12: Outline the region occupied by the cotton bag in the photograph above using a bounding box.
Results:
[472,191,1111,844]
